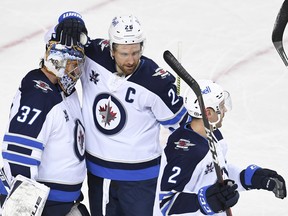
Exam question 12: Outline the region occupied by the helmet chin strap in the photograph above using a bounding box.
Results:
[208,113,221,131]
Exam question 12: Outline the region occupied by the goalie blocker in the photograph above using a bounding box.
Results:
[2,175,50,216]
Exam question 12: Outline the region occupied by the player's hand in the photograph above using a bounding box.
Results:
[197,180,239,215]
[241,164,286,199]
[54,11,88,47]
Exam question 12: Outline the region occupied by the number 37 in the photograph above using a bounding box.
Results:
[17,106,42,125]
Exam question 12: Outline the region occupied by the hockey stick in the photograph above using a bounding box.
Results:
[176,41,182,95]
[163,50,232,216]
[272,0,288,67]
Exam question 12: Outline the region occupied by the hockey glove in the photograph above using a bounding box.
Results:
[197,180,239,215]
[240,164,287,199]
[55,11,88,46]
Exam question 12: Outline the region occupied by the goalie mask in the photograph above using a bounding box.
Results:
[108,15,145,49]
[44,41,85,95]
[183,79,232,119]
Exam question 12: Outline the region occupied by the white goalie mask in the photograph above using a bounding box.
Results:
[44,41,85,95]
[108,15,145,49]
[183,79,232,119]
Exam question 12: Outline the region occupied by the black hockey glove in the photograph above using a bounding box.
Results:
[54,11,88,46]
[197,180,239,215]
[240,164,287,199]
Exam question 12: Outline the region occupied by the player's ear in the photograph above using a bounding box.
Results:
[205,108,213,119]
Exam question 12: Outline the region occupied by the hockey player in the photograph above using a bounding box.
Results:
[0,31,90,215]
[158,79,286,215]
[54,13,187,216]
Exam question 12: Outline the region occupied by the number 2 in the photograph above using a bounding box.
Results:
[168,89,179,105]
[168,166,181,184]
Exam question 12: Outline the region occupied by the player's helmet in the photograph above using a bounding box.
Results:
[108,15,145,49]
[44,41,85,95]
[183,79,231,118]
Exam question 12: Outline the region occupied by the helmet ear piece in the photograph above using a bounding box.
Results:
[184,93,202,118]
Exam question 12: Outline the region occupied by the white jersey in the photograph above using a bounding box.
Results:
[1,69,86,202]
[158,123,245,215]
[81,39,187,181]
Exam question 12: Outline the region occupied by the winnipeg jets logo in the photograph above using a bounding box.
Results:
[74,119,85,161]
[153,68,170,79]
[99,96,117,127]
[33,80,52,93]
[93,93,127,135]
[99,39,110,51]
[90,70,99,84]
[78,129,85,151]
[174,139,195,151]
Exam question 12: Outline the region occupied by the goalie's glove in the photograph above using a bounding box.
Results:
[197,180,239,215]
[54,11,89,47]
[240,164,287,199]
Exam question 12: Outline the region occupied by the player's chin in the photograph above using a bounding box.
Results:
[217,122,223,128]
[125,67,136,75]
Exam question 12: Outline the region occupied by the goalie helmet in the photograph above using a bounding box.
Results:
[183,79,231,118]
[44,41,85,95]
[108,15,145,49]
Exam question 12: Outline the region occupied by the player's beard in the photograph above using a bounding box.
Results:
[116,61,140,76]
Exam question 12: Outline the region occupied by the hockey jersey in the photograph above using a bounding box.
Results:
[1,69,86,202]
[81,39,187,181]
[158,123,245,215]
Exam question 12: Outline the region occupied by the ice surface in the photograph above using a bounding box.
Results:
[0,0,287,215]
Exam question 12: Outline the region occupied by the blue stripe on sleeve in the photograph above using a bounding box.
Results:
[160,106,187,126]
[2,152,40,166]
[4,134,44,150]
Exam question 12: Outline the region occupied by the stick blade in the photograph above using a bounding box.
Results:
[272,0,288,43]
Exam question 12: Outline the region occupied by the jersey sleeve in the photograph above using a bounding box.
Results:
[2,70,61,180]
[151,69,187,130]
[159,128,208,215]
[227,163,246,192]
[130,58,188,131]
